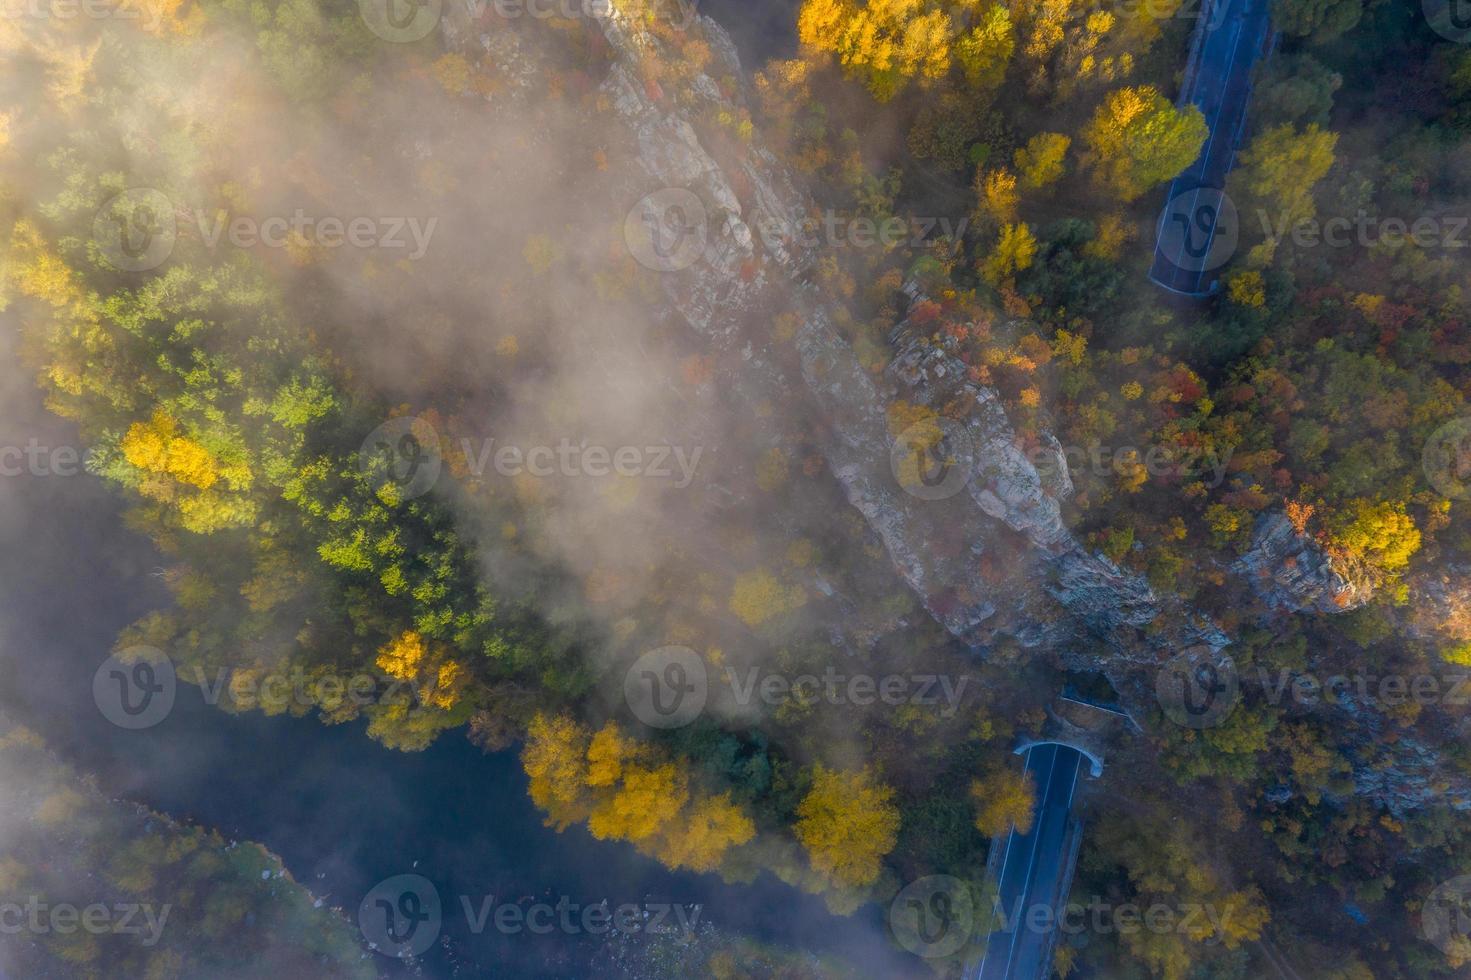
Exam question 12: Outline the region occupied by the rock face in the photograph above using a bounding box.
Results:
[447,3,1458,812]
[1406,564,1471,645]
[1354,732,1471,813]
[582,3,1232,674]
[1232,512,1368,614]
[1302,680,1471,812]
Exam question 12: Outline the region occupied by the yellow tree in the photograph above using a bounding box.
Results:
[797,0,855,48]
[976,168,1020,223]
[1014,132,1071,190]
[118,411,257,533]
[376,630,429,680]
[1082,86,1206,201]
[585,721,634,787]
[956,2,1015,91]
[1323,498,1421,586]
[1119,927,1195,980]
[980,222,1037,285]
[525,717,737,867]
[523,713,592,830]
[1083,212,1130,260]
[588,762,689,843]
[1213,887,1271,948]
[1226,269,1266,307]
[1055,10,1133,101]
[794,764,901,888]
[365,632,471,751]
[969,766,1036,837]
[376,631,468,711]
[37,38,102,113]
[1012,0,1068,93]
[10,219,84,309]
[799,0,956,102]
[122,411,221,492]
[652,792,757,872]
[365,699,467,752]
[729,570,808,627]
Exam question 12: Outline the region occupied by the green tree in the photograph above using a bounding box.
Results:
[1254,54,1342,127]
[956,3,1015,90]
[969,766,1036,837]
[1233,122,1338,255]
[795,765,901,888]
[1270,0,1363,42]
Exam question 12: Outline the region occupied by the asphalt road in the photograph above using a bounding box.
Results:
[1149,0,1274,296]
[971,743,1085,980]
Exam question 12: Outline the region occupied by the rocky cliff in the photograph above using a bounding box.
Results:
[444,1,1467,813]
[1232,511,1369,614]
[588,3,1231,673]
[1407,564,1471,645]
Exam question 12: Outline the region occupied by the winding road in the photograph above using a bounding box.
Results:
[1149,0,1275,296]
[970,743,1088,980]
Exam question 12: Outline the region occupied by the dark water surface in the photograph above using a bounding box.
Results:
[699,0,802,64]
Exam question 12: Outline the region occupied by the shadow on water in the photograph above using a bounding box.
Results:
[697,0,803,65]
[0,332,923,977]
